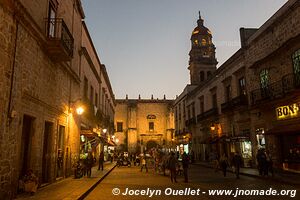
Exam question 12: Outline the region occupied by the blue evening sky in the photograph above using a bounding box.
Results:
[82,0,287,99]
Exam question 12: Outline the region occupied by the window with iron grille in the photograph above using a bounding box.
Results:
[225,85,232,102]
[293,49,300,86]
[239,77,246,95]
[260,69,269,89]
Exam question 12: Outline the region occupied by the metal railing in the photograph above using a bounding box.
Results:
[221,94,248,113]
[251,73,300,105]
[45,18,74,57]
[197,107,218,123]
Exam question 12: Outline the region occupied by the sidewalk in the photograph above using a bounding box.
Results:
[193,161,300,185]
[15,162,116,200]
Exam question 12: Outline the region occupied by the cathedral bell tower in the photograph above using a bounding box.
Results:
[188,12,217,85]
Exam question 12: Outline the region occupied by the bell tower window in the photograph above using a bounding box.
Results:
[194,39,198,46]
[202,39,207,46]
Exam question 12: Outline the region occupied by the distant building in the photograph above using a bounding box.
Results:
[114,96,175,153]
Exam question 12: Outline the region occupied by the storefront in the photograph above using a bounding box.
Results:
[230,136,252,167]
[80,130,103,161]
[265,102,300,173]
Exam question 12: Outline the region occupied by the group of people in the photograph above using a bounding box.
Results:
[218,152,243,179]
[139,151,190,183]
[256,149,273,177]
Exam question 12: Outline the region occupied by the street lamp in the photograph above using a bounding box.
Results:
[76,106,84,115]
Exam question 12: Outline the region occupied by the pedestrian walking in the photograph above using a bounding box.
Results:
[256,149,267,176]
[86,152,94,177]
[182,152,189,182]
[232,151,242,179]
[98,151,104,171]
[168,152,178,183]
[219,153,229,177]
[265,150,274,177]
[140,156,148,172]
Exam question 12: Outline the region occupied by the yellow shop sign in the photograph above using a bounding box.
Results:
[276,103,300,120]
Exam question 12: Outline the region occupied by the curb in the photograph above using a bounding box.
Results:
[193,163,300,186]
[77,164,117,200]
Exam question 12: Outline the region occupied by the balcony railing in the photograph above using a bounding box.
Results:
[197,107,218,123]
[221,94,248,113]
[45,18,74,61]
[185,117,196,127]
[251,73,300,105]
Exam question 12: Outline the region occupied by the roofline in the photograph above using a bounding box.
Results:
[247,0,299,45]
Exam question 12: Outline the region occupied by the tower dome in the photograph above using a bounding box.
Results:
[191,12,212,37]
[190,11,213,47]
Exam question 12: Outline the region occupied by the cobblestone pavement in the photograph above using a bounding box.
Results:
[85,165,299,200]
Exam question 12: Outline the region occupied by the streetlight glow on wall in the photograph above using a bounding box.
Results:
[76,106,84,115]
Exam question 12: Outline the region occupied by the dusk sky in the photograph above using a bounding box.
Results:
[82,0,287,99]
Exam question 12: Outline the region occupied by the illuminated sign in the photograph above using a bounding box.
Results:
[276,103,300,120]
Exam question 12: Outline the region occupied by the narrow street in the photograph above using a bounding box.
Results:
[85,165,299,200]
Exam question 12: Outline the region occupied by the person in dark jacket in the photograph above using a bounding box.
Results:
[168,152,178,183]
[256,149,267,176]
[182,152,190,182]
[86,152,94,178]
[98,151,104,171]
[232,151,242,179]
[219,153,229,177]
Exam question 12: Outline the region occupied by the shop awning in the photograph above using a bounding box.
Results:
[265,123,300,135]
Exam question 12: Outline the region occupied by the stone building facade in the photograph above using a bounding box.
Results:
[246,0,300,172]
[0,0,115,198]
[175,0,300,172]
[79,22,115,162]
[114,96,175,154]
[175,14,251,163]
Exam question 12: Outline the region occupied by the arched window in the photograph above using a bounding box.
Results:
[202,39,207,46]
[194,39,198,46]
[200,71,205,82]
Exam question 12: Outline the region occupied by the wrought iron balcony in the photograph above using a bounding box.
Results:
[251,73,300,105]
[197,107,218,123]
[45,18,74,61]
[185,117,196,127]
[221,94,248,113]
